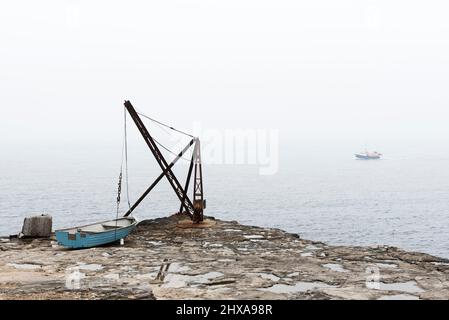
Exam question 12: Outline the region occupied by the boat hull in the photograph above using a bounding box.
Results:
[55,217,137,249]
[355,154,381,160]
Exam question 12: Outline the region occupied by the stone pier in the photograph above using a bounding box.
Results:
[1,214,449,300]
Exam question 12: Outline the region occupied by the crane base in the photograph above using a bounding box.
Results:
[176,219,216,229]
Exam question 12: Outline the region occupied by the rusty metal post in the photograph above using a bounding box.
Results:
[192,139,205,223]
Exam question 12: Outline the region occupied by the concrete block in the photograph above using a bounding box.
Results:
[20,214,52,238]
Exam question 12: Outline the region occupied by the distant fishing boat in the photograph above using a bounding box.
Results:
[355,151,382,160]
[55,217,137,249]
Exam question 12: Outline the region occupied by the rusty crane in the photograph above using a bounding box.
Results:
[121,100,205,223]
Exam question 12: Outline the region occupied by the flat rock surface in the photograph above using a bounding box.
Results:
[1,214,449,300]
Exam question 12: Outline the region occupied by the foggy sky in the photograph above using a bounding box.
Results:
[1,1,449,147]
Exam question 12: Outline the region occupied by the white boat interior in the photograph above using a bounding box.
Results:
[60,217,136,234]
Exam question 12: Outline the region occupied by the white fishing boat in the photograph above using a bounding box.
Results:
[355,151,382,160]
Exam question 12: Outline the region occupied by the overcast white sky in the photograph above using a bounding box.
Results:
[1,1,449,148]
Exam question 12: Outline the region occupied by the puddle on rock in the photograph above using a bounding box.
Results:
[203,243,223,248]
[300,252,313,257]
[378,294,419,300]
[243,235,265,239]
[147,241,164,246]
[259,281,335,294]
[78,264,104,271]
[322,263,348,273]
[375,263,398,269]
[218,258,236,262]
[162,271,224,288]
[305,245,321,251]
[169,262,191,273]
[369,281,425,293]
[6,263,42,270]
[431,262,449,266]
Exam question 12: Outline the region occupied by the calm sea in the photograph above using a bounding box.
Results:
[1,141,448,258]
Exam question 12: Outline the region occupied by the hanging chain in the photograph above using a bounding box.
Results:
[116,107,131,216]
[116,171,122,215]
[114,107,129,240]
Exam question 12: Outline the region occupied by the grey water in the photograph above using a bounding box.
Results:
[1,140,449,259]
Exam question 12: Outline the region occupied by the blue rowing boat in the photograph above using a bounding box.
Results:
[55,217,137,249]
